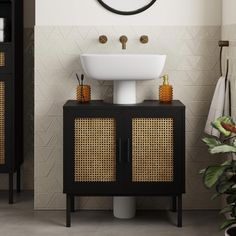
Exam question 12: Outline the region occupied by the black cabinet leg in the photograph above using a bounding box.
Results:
[9,173,14,204]
[177,195,182,227]
[172,196,177,212]
[71,195,75,212]
[17,168,21,193]
[66,194,71,227]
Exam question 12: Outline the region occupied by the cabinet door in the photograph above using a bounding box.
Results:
[64,110,124,195]
[125,109,185,195]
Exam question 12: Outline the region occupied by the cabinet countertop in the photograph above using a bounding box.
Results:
[64,100,185,110]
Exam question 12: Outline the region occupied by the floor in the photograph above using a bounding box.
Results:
[0,192,223,236]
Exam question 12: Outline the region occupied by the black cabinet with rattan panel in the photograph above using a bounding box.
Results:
[0,0,24,203]
[63,100,185,227]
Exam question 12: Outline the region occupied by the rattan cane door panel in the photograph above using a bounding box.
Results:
[0,45,11,74]
[132,118,174,182]
[0,81,5,165]
[74,118,116,182]
[0,52,5,68]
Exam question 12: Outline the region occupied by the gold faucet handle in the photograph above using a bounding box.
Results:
[140,35,149,44]
[119,35,128,50]
[99,35,108,44]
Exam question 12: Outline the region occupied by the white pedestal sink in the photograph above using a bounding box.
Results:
[80,53,166,219]
[81,54,166,104]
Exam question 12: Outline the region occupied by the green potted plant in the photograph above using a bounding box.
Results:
[200,116,236,236]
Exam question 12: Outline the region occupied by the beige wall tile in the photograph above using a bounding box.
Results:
[34,25,221,210]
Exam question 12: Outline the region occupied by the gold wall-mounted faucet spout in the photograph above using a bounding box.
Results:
[119,35,128,50]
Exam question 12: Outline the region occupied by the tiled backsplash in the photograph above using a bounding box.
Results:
[35,25,221,210]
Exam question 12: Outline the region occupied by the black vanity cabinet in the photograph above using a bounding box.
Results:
[63,100,185,227]
[0,0,24,203]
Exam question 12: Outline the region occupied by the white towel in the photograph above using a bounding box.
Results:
[0,30,4,42]
[0,18,4,30]
[205,76,229,137]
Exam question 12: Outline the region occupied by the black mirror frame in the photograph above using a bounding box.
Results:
[97,0,157,15]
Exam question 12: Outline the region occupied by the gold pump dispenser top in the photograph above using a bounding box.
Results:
[159,74,173,103]
[161,74,169,85]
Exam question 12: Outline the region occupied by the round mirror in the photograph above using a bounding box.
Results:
[97,0,157,15]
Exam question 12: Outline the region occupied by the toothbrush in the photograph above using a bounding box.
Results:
[81,74,85,101]
[76,73,81,85]
[81,74,84,87]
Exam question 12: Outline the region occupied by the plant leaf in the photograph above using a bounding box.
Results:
[233,139,236,147]
[211,193,221,200]
[221,116,235,126]
[232,205,236,218]
[216,181,234,194]
[211,116,235,138]
[203,166,227,188]
[225,186,236,194]
[202,137,222,148]
[227,194,236,204]
[209,145,236,154]
[211,116,235,137]
[221,160,232,166]
[220,219,236,230]
[219,205,233,214]
[222,123,236,134]
[199,168,206,175]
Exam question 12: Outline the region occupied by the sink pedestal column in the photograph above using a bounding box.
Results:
[113,81,136,105]
[113,197,136,219]
[113,80,136,219]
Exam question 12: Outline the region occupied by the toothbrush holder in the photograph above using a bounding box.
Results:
[76,85,91,103]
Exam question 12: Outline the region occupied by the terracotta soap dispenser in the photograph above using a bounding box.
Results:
[159,74,173,103]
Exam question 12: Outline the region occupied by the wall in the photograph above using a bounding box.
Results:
[222,0,236,25]
[222,0,236,121]
[36,0,221,26]
[35,0,222,209]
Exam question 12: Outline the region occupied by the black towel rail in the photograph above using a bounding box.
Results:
[219,40,229,77]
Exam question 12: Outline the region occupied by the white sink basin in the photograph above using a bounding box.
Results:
[80,54,166,104]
